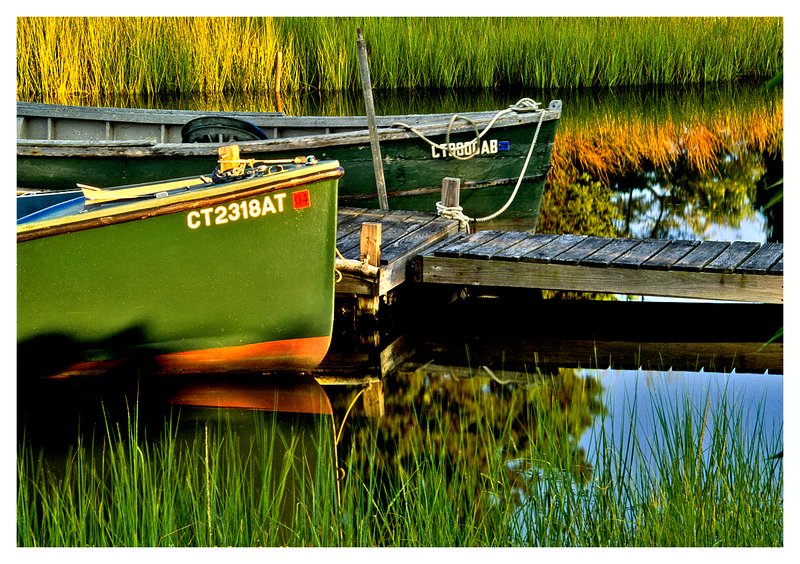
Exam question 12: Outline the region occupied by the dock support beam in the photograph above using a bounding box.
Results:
[356,222,383,347]
[357,222,382,317]
[363,381,385,418]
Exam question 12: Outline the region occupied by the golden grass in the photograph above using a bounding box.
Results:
[549,96,783,187]
[17,16,782,101]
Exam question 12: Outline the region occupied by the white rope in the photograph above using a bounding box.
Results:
[474,110,545,223]
[407,99,547,227]
[391,98,541,161]
[435,200,472,233]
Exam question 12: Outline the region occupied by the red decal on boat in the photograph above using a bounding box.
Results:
[292,189,311,209]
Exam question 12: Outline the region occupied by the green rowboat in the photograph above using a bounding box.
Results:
[17,99,561,229]
[17,147,343,378]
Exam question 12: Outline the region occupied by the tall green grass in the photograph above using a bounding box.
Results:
[17,407,338,546]
[17,371,782,547]
[16,17,782,102]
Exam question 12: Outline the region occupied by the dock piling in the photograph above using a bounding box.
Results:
[357,222,382,316]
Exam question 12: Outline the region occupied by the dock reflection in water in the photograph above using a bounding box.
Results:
[322,287,783,517]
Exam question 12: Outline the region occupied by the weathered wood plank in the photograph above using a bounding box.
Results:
[335,209,390,252]
[579,238,641,267]
[549,236,614,265]
[337,211,414,259]
[769,258,783,275]
[611,239,670,268]
[643,240,700,270]
[491,233,557,261]
[736,242,783,274]
[672,240,731,271]
[336,208,373,236]
[460,230,533,259]
[520,234,586,262]
[434,230,505,257]
[418,256,783,303]
[704,241,761,273]
[342,216,435,262]
[381,217,458,263]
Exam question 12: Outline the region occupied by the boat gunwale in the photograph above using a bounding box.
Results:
[16,105,561,155]
[16,100,561,127]
[17,163,344,242]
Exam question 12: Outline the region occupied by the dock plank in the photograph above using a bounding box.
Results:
[549,236,614,265]
[736,242,783,274]
[434,230,505,257]
[460,231,533,259]
[381,217,458,263]
[491,233,557,261]
[643,240,700,270]
[520,234,585,262]
[418,256,783,303]
[611,239,670,268]
[580,238,641,267]
[672,240,731,271]
[336,210,418,259]
[704,241,761,273]
[340,216,438,262]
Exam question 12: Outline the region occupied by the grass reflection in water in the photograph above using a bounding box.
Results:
[334,365,782,546]
[17,366,782,546]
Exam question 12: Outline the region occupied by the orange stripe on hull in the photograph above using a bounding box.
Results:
[155,335,332,374]
[55,335,332,377]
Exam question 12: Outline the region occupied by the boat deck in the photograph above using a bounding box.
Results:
[336,207,783,305]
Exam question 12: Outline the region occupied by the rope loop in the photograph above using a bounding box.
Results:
[435,201,472,233]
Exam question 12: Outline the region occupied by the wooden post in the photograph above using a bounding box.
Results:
[363,381,385,418]
[356,28,389,211]
[441,177,461,209]
[357,222,382,319]
[440,177,469,231]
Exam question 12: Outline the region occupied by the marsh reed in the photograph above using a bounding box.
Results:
[17,372,783,547]
[16,17,782,102]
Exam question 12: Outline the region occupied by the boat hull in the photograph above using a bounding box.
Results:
[17,161,342,377]
[17,101,561,228]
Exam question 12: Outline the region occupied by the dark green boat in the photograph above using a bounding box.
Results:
[17,98,561,229]
[17,146,343,378]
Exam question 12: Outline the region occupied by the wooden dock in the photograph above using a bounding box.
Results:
[334,207,459,309]
[327,208,783,416]
[413,231,783,304]
[335,208,783,305]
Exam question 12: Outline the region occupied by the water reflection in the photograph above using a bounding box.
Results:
[327,355,783,542]
[537,83,783,243]
[330,365,604,509]
[580,367,784,473]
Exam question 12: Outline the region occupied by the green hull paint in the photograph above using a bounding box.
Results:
[18,161,342,375]
[17,110,559,227]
